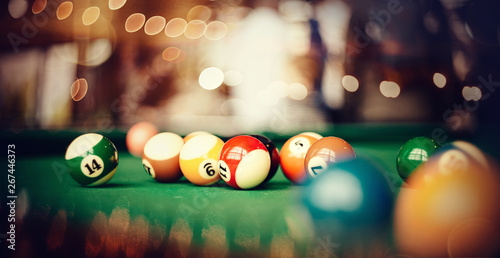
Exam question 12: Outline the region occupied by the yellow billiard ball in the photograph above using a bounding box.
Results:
[179,134,224,186]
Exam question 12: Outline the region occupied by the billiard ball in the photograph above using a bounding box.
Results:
[298,132,322,140]
[396,136,441,181]
[408,141,496,186]
[394,147,500,257]
[280,133,322,184]
[438,140,492,171]
[250,135,280,186]
[142,132,184,182]
[300,158,393,239]
[304,136,356,178]
[217,135,271,189]
[183,131,212,143]
[179,134,224,185]
[65,133,118,187]
[126,122,159,157]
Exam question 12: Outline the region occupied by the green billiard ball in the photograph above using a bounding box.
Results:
[65,133,119,187]
[396,136,441,180]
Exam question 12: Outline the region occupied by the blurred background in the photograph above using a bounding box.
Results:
[1,0,500,136]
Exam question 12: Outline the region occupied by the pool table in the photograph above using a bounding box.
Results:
[1,123,499,257]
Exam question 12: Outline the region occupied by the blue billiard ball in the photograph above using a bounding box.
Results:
[299,158,394,238]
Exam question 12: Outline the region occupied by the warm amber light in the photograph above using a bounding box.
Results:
[165,18,187,37]
[109,0,127,10]
[145,16,166,35]
[125,13,146,33]
[82,6,100,26]
[342,75,359,92]
[32,0,47,14]
[433,73,446,88]
[380,81,400,98]
[184,20,206,39]
[71,78,89,101]
[56,1,73,20]
[187,5,211,21]
[205,21,228,40]
[162,47,181,62]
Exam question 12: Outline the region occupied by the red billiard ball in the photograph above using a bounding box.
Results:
[304,136,356,177]
[142,132,184,182]
[280,133,322,184]
[217,135,271,189]
[126,122,159,157]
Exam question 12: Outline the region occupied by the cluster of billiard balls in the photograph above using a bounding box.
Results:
[64,124,358,189]
[64,128,500,256]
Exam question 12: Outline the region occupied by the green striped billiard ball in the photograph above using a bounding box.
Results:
[65,133,119,187]
[396,136,441,181]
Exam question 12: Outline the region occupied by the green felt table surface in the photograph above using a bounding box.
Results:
[1,123,499,257]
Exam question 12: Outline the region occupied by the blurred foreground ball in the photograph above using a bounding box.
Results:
[65,133,118,186]
[126,122,159,157]
[394,143,500,257]
[300,158,393,239]
[396,136,441,181]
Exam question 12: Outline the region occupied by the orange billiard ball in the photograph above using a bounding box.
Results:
[280,133,322,184]
[304,136,356,178]
[394,145,500,257]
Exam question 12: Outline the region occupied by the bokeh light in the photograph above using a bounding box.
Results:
[433,73,447,88]
[8,0,28,19]
[462,86,482,101]
[109,0,127,10]
[71,78,89,101]
[223,70,243,86]
[32,0,47,14]
[257,88,280,107]
[125,13,146,33]
[145,16,166,35]
[82,6,100,26]
[199,67,224,90]
[288,83,308,100]
[380,81,401,98]
[269,81,289,98]
[170,49,186,64]
[56,1,73,20]
[187,5,212,22]
[205,21,228,40]
[184,20,207,39]
[278,0,313,22]
[162,47,181,62]
[342,75,359,92]
[165,18,188,38]
[85,39,113,66]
